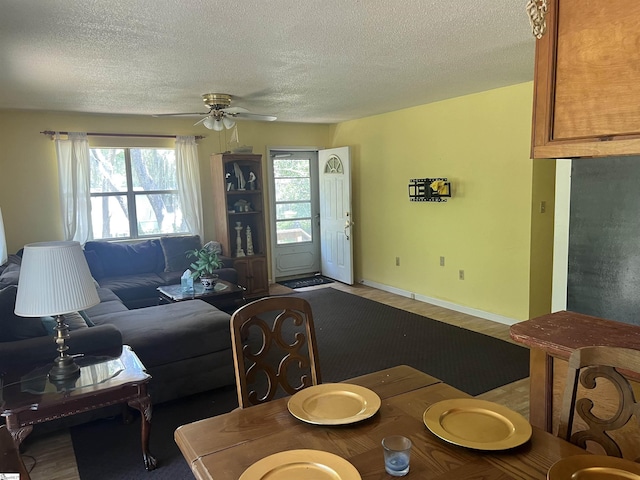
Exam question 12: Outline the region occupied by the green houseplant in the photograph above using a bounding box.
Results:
[187,247,224,289]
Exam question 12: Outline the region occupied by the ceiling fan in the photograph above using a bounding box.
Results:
[153,93,277,131]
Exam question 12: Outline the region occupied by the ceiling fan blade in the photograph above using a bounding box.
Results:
[152,112,209,117]
[234,112,277,122]
[222,106,249,114]
[193,117,208,126]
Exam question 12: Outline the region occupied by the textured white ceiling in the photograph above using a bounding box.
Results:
[0,0,535,124]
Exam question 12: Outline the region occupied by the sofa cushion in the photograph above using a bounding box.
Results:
[0,263,20,289]
[89,300,231,368]
[83,249,105,279]
[156,271,183,285]
[0,286,48,342]
[84,240,162,277]
[83,299,129,322]
[41,311,89,334]
[160,235,201,273]
[97,273,166,306]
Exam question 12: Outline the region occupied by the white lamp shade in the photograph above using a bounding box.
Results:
[0,207,7,265]
[222,117,236,129]
[203,116,225,131]
[15,241,100,317]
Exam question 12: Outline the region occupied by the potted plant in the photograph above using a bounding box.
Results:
[187,247,224,290]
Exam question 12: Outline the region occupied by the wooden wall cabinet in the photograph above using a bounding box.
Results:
[210,153,269,299]
[531,0,640,159]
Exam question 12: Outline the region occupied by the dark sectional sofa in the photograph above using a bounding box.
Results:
[84,235,237,309]
[0,235,240,407]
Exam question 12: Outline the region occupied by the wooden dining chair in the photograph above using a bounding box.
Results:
[230,296,321,408]
[558,345,640,460]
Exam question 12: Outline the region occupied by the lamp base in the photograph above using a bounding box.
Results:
[48,313,81,381]
[49,354,81,381]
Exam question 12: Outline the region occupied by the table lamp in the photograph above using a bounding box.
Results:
[14,241,100,380]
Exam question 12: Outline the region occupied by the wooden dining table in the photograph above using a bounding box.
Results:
[175,365,587,479]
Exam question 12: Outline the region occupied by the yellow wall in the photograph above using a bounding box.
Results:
[0,110,329,252]
[0,82,553,320]
[329,82,543,320]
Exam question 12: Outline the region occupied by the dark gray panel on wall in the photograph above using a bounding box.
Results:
[568,156,640,325]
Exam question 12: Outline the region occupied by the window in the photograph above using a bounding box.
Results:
[273,158,313,245]
[89,148,188,239]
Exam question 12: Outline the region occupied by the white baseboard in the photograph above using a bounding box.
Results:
[359,278,520,326]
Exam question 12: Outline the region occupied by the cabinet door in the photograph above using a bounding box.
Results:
[531,0,640,158]
[247,256,269,297]
[233,256,269,298]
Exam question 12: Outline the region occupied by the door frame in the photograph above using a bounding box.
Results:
[266,146,323,282]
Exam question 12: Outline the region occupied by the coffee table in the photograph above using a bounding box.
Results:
[157,279,245,313]
[1,345,156,471]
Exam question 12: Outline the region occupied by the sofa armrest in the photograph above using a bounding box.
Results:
[0,324,123,371]
[214,267,238,284]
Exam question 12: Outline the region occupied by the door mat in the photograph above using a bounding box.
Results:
[278,275,334,289]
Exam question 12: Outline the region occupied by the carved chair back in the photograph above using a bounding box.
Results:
[230,296,321,408]
[558,346,640,460]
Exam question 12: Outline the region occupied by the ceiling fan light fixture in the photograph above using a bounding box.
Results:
[222,117,236,129]
[203,116,224,131]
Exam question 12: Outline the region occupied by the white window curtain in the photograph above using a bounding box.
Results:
[0,207,7,264]
[175,136,204,239]
[55,132,93,243]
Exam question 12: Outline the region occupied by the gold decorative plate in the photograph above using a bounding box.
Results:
[239,449,361,480]
[287,383,381,425]
[548,455,640,480]
[423,398,532,450]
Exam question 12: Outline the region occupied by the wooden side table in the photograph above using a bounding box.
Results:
[0,345,156,471]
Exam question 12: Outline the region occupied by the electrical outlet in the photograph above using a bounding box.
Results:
[440,256,445,266]
[395,256,400,266]
[459,269,465,280]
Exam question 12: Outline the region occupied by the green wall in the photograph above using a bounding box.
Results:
[0,81,554,321]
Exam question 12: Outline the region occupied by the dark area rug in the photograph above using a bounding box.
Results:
[70,287,529,479]
[278,275,334,289]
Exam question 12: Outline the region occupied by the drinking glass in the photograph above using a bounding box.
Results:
[382,435,412,476]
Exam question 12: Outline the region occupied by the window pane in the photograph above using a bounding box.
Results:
[91,195,129,239]
[276,202,311,220]
[131,148,177,191]
[135,193,188,236]
[275,178,310,202]
[276,219,312,245]
[90,149,127,193]
[274,159,310,178]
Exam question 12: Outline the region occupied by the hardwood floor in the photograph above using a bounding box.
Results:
[22,282,530,480]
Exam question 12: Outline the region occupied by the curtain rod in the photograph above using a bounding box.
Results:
[40,130,204,140]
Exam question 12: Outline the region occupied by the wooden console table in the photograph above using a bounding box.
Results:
[510,311,640,437]
[0,345,156,471]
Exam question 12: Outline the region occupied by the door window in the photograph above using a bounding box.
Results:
[273,158,312,245]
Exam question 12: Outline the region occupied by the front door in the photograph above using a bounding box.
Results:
[268,150,320,279]
[319,146,353,285]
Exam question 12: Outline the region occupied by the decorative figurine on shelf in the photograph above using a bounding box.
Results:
[234,199,250,212]
[226,172,234,191]
[248,171,256,190]
[233,162,246,190]
[246,226,254,255]
[235,222,246,257]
